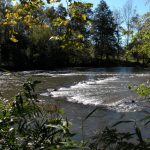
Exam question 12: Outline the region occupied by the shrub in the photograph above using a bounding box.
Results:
[0,80,78,150]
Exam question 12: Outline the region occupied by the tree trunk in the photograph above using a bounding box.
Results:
[142,55,145,64]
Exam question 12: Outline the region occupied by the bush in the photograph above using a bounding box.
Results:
[0,80,78,150]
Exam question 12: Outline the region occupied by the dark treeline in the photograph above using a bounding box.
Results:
[0,0,149,70]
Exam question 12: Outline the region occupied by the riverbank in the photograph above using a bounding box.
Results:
[0,60,148,71]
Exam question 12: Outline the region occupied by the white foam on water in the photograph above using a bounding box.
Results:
[47,88,55,92]
[40,74,150,112]
[40,88,57,97]
[106,98,142,112]
[70,81,91,89]
[40,92,51,97]
[70,77,118,89]
[33,71,120,77]
[96,77,118,84]
[34,72,83,77]
[3,73,12,76]
[35,73,55,76]
[67,95,103,106]
[50,76,122,107]
[12,69,150,78]
[134,73,150,77]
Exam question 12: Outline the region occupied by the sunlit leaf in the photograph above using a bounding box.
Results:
[10,35,18,43]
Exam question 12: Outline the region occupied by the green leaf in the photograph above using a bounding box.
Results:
[82,14,87,20]
[47,0,61,4]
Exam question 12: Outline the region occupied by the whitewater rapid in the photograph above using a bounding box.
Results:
[39,73,150,112]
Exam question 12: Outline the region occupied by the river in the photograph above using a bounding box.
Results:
[0,67,150,140]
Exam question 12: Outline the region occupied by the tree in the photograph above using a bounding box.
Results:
[129,12,150,64]
[0,0,13,66]
[0,0,93,68]
[122,0,137,47]
[49,2,93,65]
[93,0,118,62]
[113,9,123,59]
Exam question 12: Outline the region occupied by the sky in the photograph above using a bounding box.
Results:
[85,0,150,15]
[13,0,150,15]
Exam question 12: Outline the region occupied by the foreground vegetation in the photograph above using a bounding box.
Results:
[0,80,79,149]
[1,80,150,149]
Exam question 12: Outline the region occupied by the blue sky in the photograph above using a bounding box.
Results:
[53,0,149,15]
[85,0,149,15]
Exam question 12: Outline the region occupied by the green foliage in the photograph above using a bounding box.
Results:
[1,0,93,50]
[135,84,150,97]
[0,0,150,68]
[0,80,78,150]
[93,0,119,61]
[0,0,94,68]
[128,82,150,98]
[127,12,150,64]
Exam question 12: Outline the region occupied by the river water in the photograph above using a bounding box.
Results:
[0,67,150,139]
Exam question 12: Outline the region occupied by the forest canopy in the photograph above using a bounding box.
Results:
[0,0,150,69]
